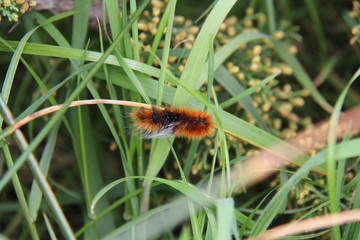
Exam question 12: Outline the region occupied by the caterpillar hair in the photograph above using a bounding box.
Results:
[131,106,215,139]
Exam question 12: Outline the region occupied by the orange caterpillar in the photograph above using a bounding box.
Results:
[131,106,214,139]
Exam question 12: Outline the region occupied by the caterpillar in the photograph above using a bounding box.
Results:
[131,106,214,139]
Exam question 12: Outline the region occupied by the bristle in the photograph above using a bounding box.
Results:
[131,106,214,139]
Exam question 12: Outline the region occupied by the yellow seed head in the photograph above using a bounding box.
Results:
[227,26,236,36]
[283,84,292,92]
[187,34,195,42]
[352,25,360,35]
[264,57,272,67]
[184,42,192,49]
[237,72,245,80]
[262,113,269,121]
[243,20,253,27]
[139,32,147,40]
[188,26,199,35]
[143,10,150,17]
[109,142,117,151]
[254,95,262,104]
[144,45,152,52]
[252,55,261,64]
[228,65,240,74]
[151,16,160,24]
[4,0,11,7]
[273,118,282,129]
[278,103,293,117]
[225,16,237,25]
[249,63,259,72]
[288,45,298,55]
[151,0,164,8]
[262,102,272,112]
[168,56,177,63]
[281,64,293,75]
[152,7,161,17]
[184,19,192,27]
[12,13,19,20]
[174,15,185,23]
[219,23,226,31]
[16,0,25,4]
[302,89,310,97]
[214,85,222,92]
[138,22,148,31]
[292,97,305,107]
[253,45,262,55]
[20,2,29,13]
[29,0,37,6]
[177,65,184,72]
[239,43,247,50]
[246,8,254,15]
[274,30,285,40]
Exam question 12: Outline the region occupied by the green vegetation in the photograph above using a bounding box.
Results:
[0,0,360,239]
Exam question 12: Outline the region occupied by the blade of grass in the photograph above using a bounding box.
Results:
[106,0,123,54]
[130,0,140,60]
[28,123,60,220]
[265,0,276,34]
[3,145,40,240]
[304,0,328,64]
[113,50,152,104]
[216,198,235,240]
[0,41,161,77]
[326,68,360,238]
[147,0,174,66]
[43,213,59,240]
[156,0,177,105]
[71,0,91,49]
[188,200,202,240]
[121,0,133,59]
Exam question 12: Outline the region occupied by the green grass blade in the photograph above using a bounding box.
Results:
[113,50,152,104]
[146,0,173,66]
[265,0,276,34]
[304,0,328,64]
[43,213,59,240]
[188,201,202,240]
[326,68,360,238]
[3,145,40,240]
[216,198,235,240]
[28,123,60,220]
[156,0,177,105]
[0,41,161,77]
[71,0,91,48]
